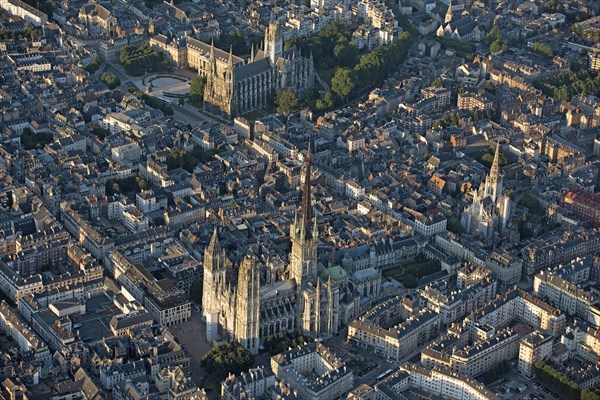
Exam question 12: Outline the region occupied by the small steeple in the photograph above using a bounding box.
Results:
[445,0,453,24]
[250,43,255,63]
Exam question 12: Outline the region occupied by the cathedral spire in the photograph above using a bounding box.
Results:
[299,143,313,240]
[250,43,254,63]
[489,141,500,184]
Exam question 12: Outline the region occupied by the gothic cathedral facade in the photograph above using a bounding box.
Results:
[202,147,340,355]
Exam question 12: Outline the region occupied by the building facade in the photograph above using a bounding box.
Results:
[202,147,340,354]
[461,142,512,237]
[203,21,314,118]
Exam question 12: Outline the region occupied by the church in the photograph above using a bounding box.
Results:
[202,21,315,118]
[202,147,341,355]
[461,142,512,237]
[436,0,483,43]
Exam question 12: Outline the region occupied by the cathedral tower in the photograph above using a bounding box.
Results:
[290,145,318,287]
[264,20,283,65]
[202,227,226,319]
[234,256,261,355]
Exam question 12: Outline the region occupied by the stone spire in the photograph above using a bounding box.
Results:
[299,143,313,241]
[489,141,500,184]
[250,43,254,63]
[209,38,216,73]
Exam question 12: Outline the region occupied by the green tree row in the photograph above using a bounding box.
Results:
[0,27,41,40]
[329,31,413,104]
[534,68,600,101]
[487,28,508,54]
[534,360,580,400]
[519,193,545,216]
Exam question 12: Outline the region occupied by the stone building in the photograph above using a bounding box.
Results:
[202,146,340,354]
[461,142,512,237]
[203,20,315,118]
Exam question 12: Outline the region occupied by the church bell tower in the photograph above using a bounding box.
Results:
[264,20,283,65]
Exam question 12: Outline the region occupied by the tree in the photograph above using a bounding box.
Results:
[486,28,502,45]
[215,29,248,54]
[490,39,507,53]
[333,42,358,67]
[331,67,355,102]
[84,55,102,74]
[275,89,298,115]
[100,72,121,89]
[20,128,53,150]
[120,44,167,76]
[90,123,110,140]
[582,389,600,400]
[519,194,545,216]
[543,0,563,13]
[315,92,334,111]
[201,342,254,378]
[189,279,202,304]
[484,82,496,94]
[263,333,313,355]
[189,76,206,107]
[532,43,554,58]
[432,78,444,88]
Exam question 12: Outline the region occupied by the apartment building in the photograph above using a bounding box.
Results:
[518,331,553,378]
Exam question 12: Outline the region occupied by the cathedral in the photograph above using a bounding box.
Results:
[202,146,340,355]
[202,20,315,118]
[461,141,512,237]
